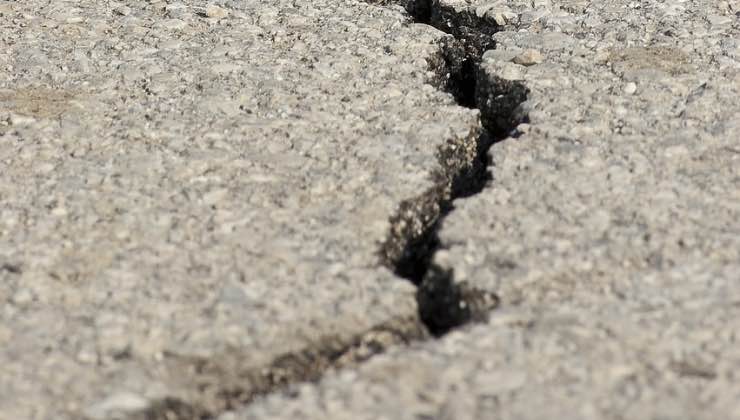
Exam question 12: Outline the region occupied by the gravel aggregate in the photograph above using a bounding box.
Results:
[2,0,738,418]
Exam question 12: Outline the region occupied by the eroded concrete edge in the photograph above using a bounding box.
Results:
[378,0,526,336]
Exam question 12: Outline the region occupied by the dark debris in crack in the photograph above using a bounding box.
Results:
[378,0,529,336]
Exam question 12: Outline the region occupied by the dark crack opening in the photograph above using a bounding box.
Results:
[379,0,529,336]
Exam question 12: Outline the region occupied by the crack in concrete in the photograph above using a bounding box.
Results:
[379,0,528,336]
[135,1,529,418]
[134,315,428,420]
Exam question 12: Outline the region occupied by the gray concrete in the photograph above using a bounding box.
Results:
[2,0,739,419]
[231,0,740,419]
[0,1,481,418]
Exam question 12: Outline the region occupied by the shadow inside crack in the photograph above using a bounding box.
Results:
[378,0,529,336]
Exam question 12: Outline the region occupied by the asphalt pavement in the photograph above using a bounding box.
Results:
[1,0,738,419]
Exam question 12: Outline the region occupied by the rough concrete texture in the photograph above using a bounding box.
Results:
[0,0,486,418]
[231,0,740,419]
[2,0,739,418]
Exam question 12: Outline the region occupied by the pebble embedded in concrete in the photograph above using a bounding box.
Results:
[512,49,543,66]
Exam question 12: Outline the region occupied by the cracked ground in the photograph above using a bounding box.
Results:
[1,0,739,419]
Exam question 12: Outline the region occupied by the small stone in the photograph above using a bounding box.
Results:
[164,3,188,19]
[211,63,241,74]
[512,49,544,66]
[623,82,637,94]
[11,288,34,305]
[76,349,98,364]
[664,145,689,158]
[491,11,517,26]
[594,49,610,63]
[203,188,229,206]
[158,40,183,50]
[8,113,36,126]
[113,5,131,16]
[0,324,11,344]
[475,4,495,18]
[84,392,150,420]
[205,4,229,19]
[157,18,187,30]
[516,123,531,134]
[51,206,68,217]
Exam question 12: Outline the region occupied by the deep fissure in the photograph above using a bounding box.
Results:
[380,0,529,336]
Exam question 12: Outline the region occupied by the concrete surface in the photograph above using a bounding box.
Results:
[229,0,740,419]
[1,0,739,419]
[0,0,482,418]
